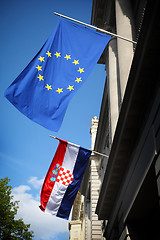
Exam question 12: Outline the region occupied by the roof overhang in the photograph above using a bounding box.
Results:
[91,0,115,64]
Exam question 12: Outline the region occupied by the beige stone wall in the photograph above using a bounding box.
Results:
[69,192,85,240]
[115,0,134,102]
[69,220,82,240]
[90,117,103,240]
[90,155,103,239]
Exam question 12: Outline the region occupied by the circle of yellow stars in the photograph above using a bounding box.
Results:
[35,51,84,94]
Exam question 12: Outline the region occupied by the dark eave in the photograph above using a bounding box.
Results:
[91,0,115,30]
[91,0,115,64]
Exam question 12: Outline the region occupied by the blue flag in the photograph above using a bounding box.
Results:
[5,19,111,131]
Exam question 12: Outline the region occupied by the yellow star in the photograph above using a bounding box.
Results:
[38,56,45,62]
[75,77,82,83]
[37,74,44,81]
[64,54,71,60]
[72,59,79,65]
[77,67,84,73]
[35,65,42,71]
[56,88,63,94]
[67,85,74,91]
[45,84,52,90]
[54,52,61,58]
[46,51,52,57]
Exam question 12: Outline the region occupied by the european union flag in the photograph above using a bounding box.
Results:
[5,19,111,131]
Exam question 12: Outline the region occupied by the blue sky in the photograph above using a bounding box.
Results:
[0,0,106,239]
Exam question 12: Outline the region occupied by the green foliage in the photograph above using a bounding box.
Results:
[0,177,34,239]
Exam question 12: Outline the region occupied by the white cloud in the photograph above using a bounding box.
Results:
[28,176,44,189]
[12,179,69,240]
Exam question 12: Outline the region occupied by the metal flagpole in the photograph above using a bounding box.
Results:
[92,150,109,158]
[49,135,109,158]
[54,12,137,44]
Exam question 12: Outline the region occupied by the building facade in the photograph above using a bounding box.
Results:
[69,116,104,240]
[70,0,160,239]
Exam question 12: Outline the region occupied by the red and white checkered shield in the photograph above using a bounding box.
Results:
[56,167,74,185]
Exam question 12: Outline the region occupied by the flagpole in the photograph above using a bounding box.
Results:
[54,12,137,44]
[92,150,109,158]
[49,135,109,158]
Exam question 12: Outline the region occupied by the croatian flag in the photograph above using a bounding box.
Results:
[39,139,91,219]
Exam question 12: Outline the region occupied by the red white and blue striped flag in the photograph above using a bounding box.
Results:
[39,139,91,219]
